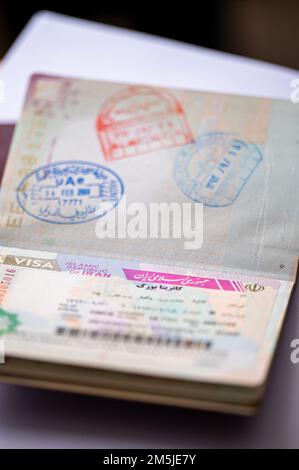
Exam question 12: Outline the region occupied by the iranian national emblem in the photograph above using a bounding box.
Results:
[245,284,265,292]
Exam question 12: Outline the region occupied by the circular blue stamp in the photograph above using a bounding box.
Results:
[174,132,263,207]
[17,160,124,224]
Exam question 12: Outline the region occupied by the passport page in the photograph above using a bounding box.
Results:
[0,74,298,389]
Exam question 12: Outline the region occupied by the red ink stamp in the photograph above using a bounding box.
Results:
[96,86,193,161]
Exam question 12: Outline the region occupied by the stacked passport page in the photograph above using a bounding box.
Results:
[0,74,298,414]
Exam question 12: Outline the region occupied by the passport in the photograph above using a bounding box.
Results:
[0,74,298,415]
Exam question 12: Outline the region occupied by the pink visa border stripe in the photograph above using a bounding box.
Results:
[123,269,246,292]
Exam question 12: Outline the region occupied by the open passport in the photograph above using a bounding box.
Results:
[0,74,298,415]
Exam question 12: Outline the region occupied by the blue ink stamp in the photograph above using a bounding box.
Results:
[17,160,124,224]
[174,132,263,207]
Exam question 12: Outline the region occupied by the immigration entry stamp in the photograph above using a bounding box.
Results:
[174,132,263,207]
[97,86,193,161]
[16,160,124,224]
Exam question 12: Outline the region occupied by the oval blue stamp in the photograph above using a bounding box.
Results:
[17,160,124,224]
[174,132,263,207]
